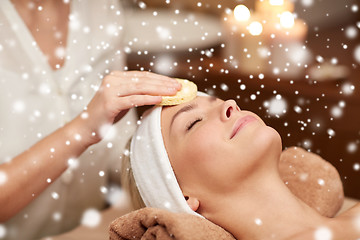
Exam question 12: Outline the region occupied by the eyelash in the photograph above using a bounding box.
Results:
[186,118,203,131]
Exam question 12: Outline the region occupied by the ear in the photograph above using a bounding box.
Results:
[185,196,200,212]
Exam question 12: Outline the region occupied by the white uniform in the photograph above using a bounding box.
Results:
[0,0,137,239]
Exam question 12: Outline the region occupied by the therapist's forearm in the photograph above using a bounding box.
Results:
[0,115,96,222]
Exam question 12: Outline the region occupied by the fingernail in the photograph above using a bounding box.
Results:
[168,87,177,92]
[170,80,179,85]
[173,82,182,88]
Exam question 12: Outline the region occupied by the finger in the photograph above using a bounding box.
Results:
[102,74,181,94]
[115,82,179,97]
[110,70,171,80]
[110,71,180,85]
[104,75,181,91]
[116,95,163,109]
[122,76,181,89]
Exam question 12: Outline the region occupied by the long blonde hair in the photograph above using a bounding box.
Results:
[120,140,145,210]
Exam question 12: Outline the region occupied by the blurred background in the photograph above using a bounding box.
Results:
[121,0,360,199]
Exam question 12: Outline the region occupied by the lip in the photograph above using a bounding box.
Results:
[230,115,257,139]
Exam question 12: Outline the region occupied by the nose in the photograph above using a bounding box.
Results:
[221,100,240,121]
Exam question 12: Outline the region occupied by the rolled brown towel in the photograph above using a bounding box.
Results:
[279,147,344,217]
[109,207,235,240]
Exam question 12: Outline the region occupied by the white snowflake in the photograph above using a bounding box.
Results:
[317,178,325,186]
[106,24,117,36]
[327,129,335,137]
[74,133,82,141]
[294,105,302,114]
[330,106,343,118]
[347,142,358,154]
[314,226,332,240]
[156,26,171,40]
[106,184,129,206]
[299,172,309,181]
[351,215,360,236]
[51,192,60,200]
[264,96,287,117]
[12,100,26,113]
[67,158,79,169]
[254,218,263,226]
[0,224,7,238]
[301,0,314,7]
[154,55,174,75]
[100,186,108,194]
[351,4,359,12]
[81,208,102,228]
[69,13,81,31]
[0,171,7,185]
[55,46,66,59]
[99,123,117,140]
[316,55,324,63]
[220,83,229,92]
[341,83,355,95]
[302,139,312,149]
[354,45,360,63]
[83,26,91,34]
[345,26,358,39]
[53,212,62,222]
[286,43,312,66]
[353,163,360,171]
[38,83,51,95]
[138,1,147,9]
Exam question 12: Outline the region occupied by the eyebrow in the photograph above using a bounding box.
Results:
[169,96,217,130]
[170,103,197,130]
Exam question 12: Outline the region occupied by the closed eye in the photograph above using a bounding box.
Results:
[186,118,202,131]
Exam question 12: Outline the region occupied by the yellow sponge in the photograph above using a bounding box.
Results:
[158,79,198,106]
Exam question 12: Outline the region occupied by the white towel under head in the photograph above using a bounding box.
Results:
[130,93,207,217]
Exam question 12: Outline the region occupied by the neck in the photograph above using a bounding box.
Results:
[202,167,330,240]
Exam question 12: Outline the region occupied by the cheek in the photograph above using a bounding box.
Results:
[184,127,220,161]
[178,142,222,194]
[180,127,227,179]
[181,129,247,195]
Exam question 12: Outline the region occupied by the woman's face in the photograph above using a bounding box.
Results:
[161,96,282,200]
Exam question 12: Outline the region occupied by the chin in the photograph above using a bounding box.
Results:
[253,125,283,157]
[267,126,282,150]
[229,125,282,185]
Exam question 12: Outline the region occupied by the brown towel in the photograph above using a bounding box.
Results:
[109,207,235,240]
[279,147,344,217]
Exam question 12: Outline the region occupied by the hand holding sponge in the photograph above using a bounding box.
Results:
[158,79,198,106]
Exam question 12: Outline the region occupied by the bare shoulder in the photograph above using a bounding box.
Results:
[284,220,360,240]
[284,202,360,240]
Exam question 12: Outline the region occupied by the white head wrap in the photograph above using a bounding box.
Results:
[130,93,207,217]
